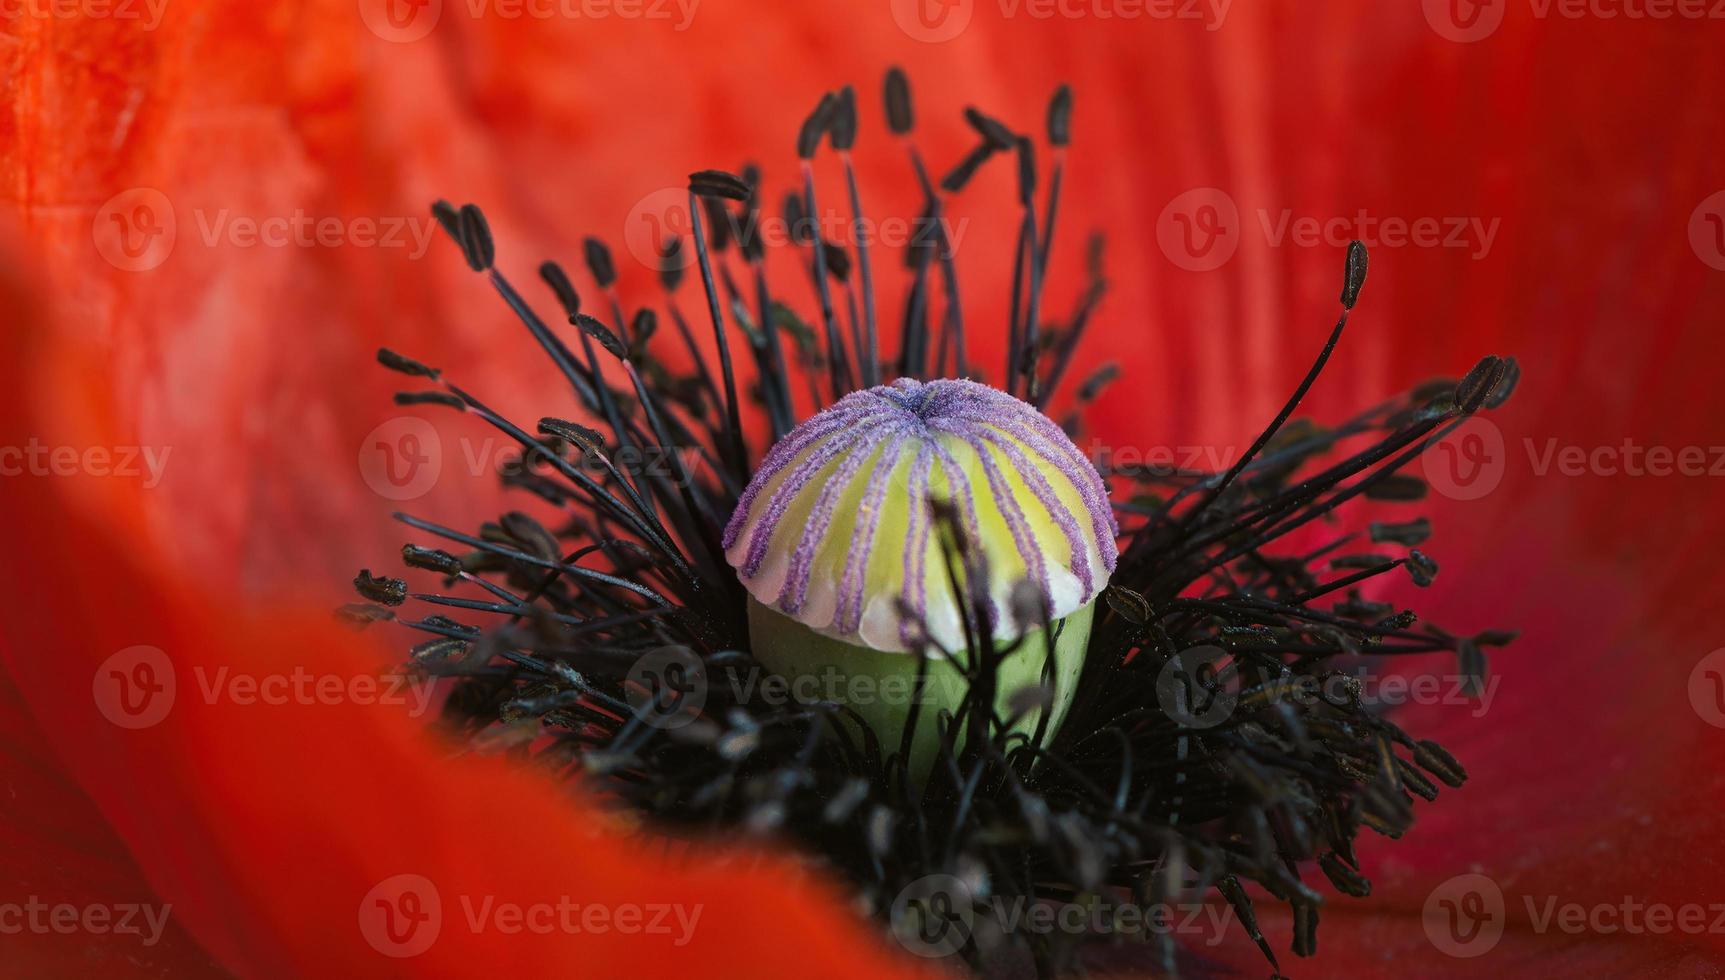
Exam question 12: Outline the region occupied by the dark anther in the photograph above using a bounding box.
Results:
[1048,84,1073,147]
[963,107,1016,150]
[1341,240,1369,309]
[1485,355,1520,409]
[1405,549,1439,587]
[798,92,837,160]
[830,85,858,152]
[573,312,629,360]
[457,203,495,272]
[1414,740,1468,787]
[335,603,394,628]
[941,143,995,194]
[1363,474,1427,501]
[354,569,407,606]
[538,261,582,318]
[688,169,751,201]
[583,237,617,288]
[658,240,685,291]
[1368,518,1432,546]
[430,200,460,240]
[538,417,606,452]
[884,66,913,135]
[1318,853,1371,898]
[821,239,851,281]
[376,348,441,379]
[1455,355,1504,413]
[631,308,658,346]
[402,543,463,574]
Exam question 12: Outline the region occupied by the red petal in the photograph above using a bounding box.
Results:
[6,2,1725,975]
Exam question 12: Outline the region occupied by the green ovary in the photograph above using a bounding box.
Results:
[746,596,1095,783]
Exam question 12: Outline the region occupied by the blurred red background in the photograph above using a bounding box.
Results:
[3,0,1724,975]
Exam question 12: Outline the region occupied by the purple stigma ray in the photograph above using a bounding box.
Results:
[778,422,907,614]
[898,441,936,647]
[739,427,873,576]
[945,420,1093,597]
[950,425,1047,610]
[836,428,913,633]
[723,405,893,551]
[727,378,1119,649]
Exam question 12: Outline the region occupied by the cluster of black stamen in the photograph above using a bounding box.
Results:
[344,69,1519,978]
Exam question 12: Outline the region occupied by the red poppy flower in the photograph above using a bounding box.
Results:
[4,1,1724,976]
